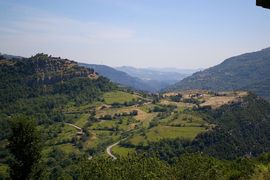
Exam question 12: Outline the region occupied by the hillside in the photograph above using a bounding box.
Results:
[116,66,190,90]
[169,48,270,101]
[116,66,190,83]
[1,54,270,179]
[79,63,157,92]
[0,53,116,121]
[110,90,270,161]
[80,63,184,92]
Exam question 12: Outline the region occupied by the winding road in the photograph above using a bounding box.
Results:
[106,141,121,160]
[65,122,126,160]
[106,137,128,160]
[64,122,82,131]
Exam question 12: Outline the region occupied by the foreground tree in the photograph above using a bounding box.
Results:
[8,115,41,180]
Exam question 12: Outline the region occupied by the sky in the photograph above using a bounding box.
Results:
[0,0,269,69]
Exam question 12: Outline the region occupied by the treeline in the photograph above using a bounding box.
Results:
[77,154,259,180]
[99,110,138,120]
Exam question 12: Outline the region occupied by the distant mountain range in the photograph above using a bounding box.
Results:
[79,63,155,92]
[80,64,195,92]
[138,67,203,74]
[0,52,197,92]
[115,66,191,84]
[0,53,24,60]
[4,48,270,100]
[115,66,195,92]
[169,47,270,101]
[2,53,270,179]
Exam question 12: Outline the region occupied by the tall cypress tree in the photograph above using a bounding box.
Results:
[8,115,41,180]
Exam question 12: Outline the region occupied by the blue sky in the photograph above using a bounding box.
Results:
[0,0,269,68]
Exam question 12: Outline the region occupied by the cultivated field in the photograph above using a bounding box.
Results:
[37,90,248,158]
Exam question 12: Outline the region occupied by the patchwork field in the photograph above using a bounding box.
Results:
[200,91,248,109]
[35,90,248,158]
[163,90,248,109]
[127,125,206,146]
[146,125,206,142]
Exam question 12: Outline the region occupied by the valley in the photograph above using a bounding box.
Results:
[33,88,249,160]
[1,54,270,179]
[1,1,270,179]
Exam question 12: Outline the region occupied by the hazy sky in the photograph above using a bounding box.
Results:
[0,0,269,69]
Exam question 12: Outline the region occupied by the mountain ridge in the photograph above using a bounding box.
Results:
[168,47,270,101]
[79,63,160,92]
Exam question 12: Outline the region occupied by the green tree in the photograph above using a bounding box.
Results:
[8,115,42,180]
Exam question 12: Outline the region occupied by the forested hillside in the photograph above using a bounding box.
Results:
[169,48,270,101]
[1,54,270,179]
[0,53,116,128]
[116,66,189,91]
[79,63,157,92]
[80,63,185,92]
[136,93,270,161]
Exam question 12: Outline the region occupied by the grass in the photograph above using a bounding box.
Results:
[57,124,77,140]
[160,100,195,109]
[86,130,122,150]
[96,106,136,116]
[63,101,102,113]
[146,125,206,142]
[96,106,156,128]
[91,120,116,130]
[250,164,270,180]
[64,113,79,123]
[42,143,81,159]
[57,144,80,154]
[200,96,238,109]
[112,145,135,157]
[103,91,138,104]
[38,123,75,145]
[0,164,9,178]
[128,135,148,146]
[74,113,89,127]
[138,104,155,113]
[92,116,140,132]
[128,125,206,146]
[166,113,206,127]
[138,112,157,128]
[33,91,218,158]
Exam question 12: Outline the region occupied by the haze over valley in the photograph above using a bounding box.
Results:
[1,1,270,179]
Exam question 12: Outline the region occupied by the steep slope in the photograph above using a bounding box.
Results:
[79,63,162,92]
[191,93,270,159]
[0,53,116,115]
[169,48,270,101]
[136,93,270,160]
